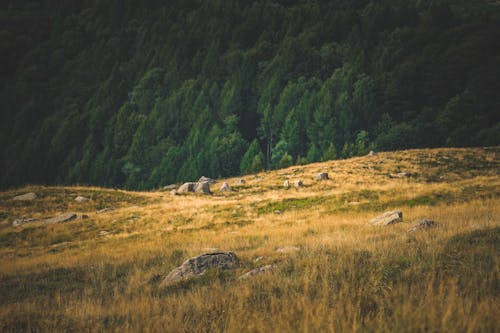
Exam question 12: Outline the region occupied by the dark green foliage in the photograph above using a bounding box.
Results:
[1,0,499,189]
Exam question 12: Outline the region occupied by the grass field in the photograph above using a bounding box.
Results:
[0,147,499,332]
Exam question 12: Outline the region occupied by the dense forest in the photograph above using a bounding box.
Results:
[1,0,499,190]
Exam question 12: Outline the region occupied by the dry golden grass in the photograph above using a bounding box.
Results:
[0,147,499,332]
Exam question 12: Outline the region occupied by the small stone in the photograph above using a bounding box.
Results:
[315,172,329,181]
[408,219,437,233]
[220,182,231,192]
[274,210,282,214]
[81,214,89,219]
[294,180,303,188]
[390,172,411,178]
[283,180,290,188]
[235,179,246,185]
[160,252,239,288]
[75,196,89,202]
[96,208,114,214]
[13,192,37,201]
[276,246,300,254]
[239,265,276,280]
[368,150,375,156]
[170,190,178,196]
[369,211,403,226]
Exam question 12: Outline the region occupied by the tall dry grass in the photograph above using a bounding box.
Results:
[0,147,498,332]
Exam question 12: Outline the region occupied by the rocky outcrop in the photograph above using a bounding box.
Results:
[13,192,37,201]
[160,252,239,287]
[177,182,196,193]
[369,211,403,226]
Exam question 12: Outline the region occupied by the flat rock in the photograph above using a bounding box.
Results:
[75,196,89,202]
[276,246,300,254]
[13,192,37,201]
[315,172,329,181]
[239,265,276,280]
[408,219,437,233]
[177,182,196,193]
[12,217,39,227]
[195,181,211,194]
[96,208,114,214]
[390,172,411,178]
[160,252,239,288]
[162,184,178,190]
[44,213,78,224]
[198,176,216,184]
[369,211,403,226]
[220,182,231,192]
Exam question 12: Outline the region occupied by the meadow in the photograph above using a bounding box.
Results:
[0,147,498,332]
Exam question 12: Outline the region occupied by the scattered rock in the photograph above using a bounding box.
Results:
[274,210,282,214]
[390,172,411,178]
[315,172,329,181]
[294,180,303,188]
[160,252,239,288]
[368,150,376,156]
[194,181,211,194]
[12,217,39,227]
[75,196,89,202]
[177,182,196,193]
[348,201,361,206]
[13,192,37,201]
[99,230,111,236]
[44,213,78,224]
[220,182,231,192]
[162,184,178,190]
[408,219,437,233]
[239,265,276,280]
[81,214,89,219]
[254,256,264,263]
[369,211,403,226]
[283,180,290,188]
[276,246,300,254]
[170,190,178,196]
[96,208,114,214]
[198,176,216,184]
[235,179,246,185]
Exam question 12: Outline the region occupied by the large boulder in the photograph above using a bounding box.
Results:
[198,176,216,184]
[195,181,211,194]
[13,192,37,201]
[177,182,196,193]
[160,252,239,287]
[315,172,329,181]
[408,219,437,233]
[369,211,403,226]
[220,182,231,192]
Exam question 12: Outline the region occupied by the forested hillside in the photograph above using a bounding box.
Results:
[1,0,499,189]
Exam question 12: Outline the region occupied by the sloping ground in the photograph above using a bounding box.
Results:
[0,147,499,332]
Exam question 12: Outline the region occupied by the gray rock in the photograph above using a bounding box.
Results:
[13,192,37,201]
[96,208,114,214]
[390,172,411,178]
[74,196,89,202]
[369,211,403,226]
[368,150,375,156]
[283,180,290,188]
[160,252,239,287]
[408,219,437,233]
[81,214,89,219]
[195,181,211,194]
[220,182,231,192]
[177,182,196,193]
[235,179,246,185]
[12,217,39,227]
[315,172,329,181]
[44,213,78,224]
[162,184,178,190]
[276,246,300,254]
[170,190,178,196]
[198,176,216,184]
[239,265,276,280]
[294,180,304,188]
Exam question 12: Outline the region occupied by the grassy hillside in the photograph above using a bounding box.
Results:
[0,147,499,332]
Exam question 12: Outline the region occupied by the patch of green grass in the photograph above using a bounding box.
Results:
[257,196,329,214]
